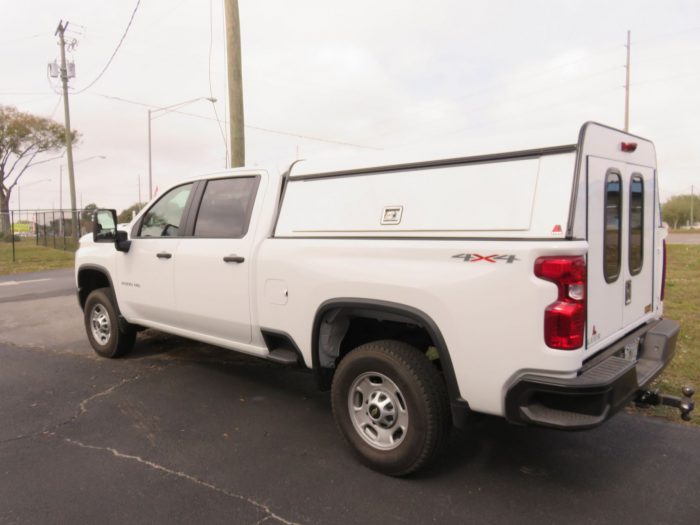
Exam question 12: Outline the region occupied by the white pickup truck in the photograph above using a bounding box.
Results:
[77,122,691,475]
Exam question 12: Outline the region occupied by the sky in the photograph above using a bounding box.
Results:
[2,0,699,212]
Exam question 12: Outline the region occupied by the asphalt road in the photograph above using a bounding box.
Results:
[667,233,700,245]
[1,271,699,524]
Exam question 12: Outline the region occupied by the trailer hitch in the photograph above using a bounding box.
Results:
[636,386,695,421]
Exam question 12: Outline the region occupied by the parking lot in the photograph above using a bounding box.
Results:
[1,269,699,524]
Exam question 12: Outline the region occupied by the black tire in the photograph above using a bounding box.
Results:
[331,340,449,476]
[84,287,136,358]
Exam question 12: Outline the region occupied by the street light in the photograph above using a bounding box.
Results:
[147,97,217,199]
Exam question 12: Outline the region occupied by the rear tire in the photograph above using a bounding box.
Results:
[84,287,136,358]
[331,340,449,476]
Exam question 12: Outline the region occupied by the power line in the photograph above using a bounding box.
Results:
[362,24,700,139]
[0,32,44,45]
[71,0,142,94]
[97,93,380,149]
[365,45,624,136]
[48,96,62,119]
[633,70,700,87]
[370,64,623,143]
[0,91,50,95]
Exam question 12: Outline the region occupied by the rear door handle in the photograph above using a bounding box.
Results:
[223,255,245,263]
[156,252,172,259]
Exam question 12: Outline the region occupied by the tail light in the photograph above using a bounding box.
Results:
[534,256,586,350]
[661,239,667,301]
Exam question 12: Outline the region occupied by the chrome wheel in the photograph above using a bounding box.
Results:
[347,372,409,450]
[90,304,111,346]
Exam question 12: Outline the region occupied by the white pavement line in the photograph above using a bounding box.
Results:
[0,278,52,287]
[63,438,302,525]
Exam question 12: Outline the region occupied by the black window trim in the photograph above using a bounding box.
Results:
[189,175,262,240]
[133,181,198,239]
[603,168,622,284]
[628,173,644,276]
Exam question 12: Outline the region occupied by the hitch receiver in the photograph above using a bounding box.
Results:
[636,386,695,421]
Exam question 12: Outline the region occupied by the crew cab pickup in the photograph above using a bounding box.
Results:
[76,122,690,475]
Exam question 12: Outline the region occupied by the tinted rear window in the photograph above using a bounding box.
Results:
[193,177,260,238]
[629,175,644,275]
[604,171,622,283]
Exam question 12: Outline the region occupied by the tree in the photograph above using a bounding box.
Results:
[662,194,700,229]
[0,105,79,234]
[118,202,145,223]
[81,203,99,222]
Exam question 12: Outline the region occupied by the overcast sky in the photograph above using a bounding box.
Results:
[2,0,699,211]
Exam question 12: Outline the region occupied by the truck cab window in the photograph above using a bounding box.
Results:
[604,171,622,283]
[193,177,260,238]
[629,175,644,275]
[139,183,194,237]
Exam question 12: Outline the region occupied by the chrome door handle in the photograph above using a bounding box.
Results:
[223,255,245,263]
[156,252,172,259]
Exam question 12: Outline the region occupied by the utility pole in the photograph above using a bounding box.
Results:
[624,30,631,133]
[55,20,78,240]
[138,174,142,205]
[224,0,245,166]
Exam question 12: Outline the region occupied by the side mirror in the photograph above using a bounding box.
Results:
[93,209,117,243]
[92,209,131,253]
[115,230,131,253]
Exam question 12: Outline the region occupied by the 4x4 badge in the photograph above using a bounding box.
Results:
[452,253,519,263]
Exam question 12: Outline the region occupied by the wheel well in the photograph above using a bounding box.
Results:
[314,303,446,390]
[313,300,469,427]
[77,268,111,310]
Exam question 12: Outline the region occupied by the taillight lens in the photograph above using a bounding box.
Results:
[534,256,586,350]
[661,239,667,301]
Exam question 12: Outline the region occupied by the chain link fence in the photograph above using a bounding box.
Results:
[1,208,96,263]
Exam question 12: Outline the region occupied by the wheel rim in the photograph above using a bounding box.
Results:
[347,372,409,450]
[90,304,111,345]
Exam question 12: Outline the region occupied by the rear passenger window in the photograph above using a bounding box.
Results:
[629,175,644,275]
[193,177,260,238]
[604,171,622,283]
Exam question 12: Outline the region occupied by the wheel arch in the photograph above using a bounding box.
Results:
[78,264,135,333]
[311,298,470,426]
[77,264,114,310]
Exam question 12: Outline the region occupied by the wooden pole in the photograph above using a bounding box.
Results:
[224,0,245,166]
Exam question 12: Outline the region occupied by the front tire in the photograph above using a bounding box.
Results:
[84,287,136,358]
[331,340,449,476]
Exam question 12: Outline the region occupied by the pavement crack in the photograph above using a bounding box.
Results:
[0,431,48,445]
[1,370,159,446]
[63,438,302,525]
[77,374,144,416]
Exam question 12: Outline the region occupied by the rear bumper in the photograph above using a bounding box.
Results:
[505,319,680,430]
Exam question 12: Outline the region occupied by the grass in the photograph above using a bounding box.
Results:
[0,240,75,275]
[637,244,700,426]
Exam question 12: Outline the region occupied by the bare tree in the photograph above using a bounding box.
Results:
[0,105,79,233]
